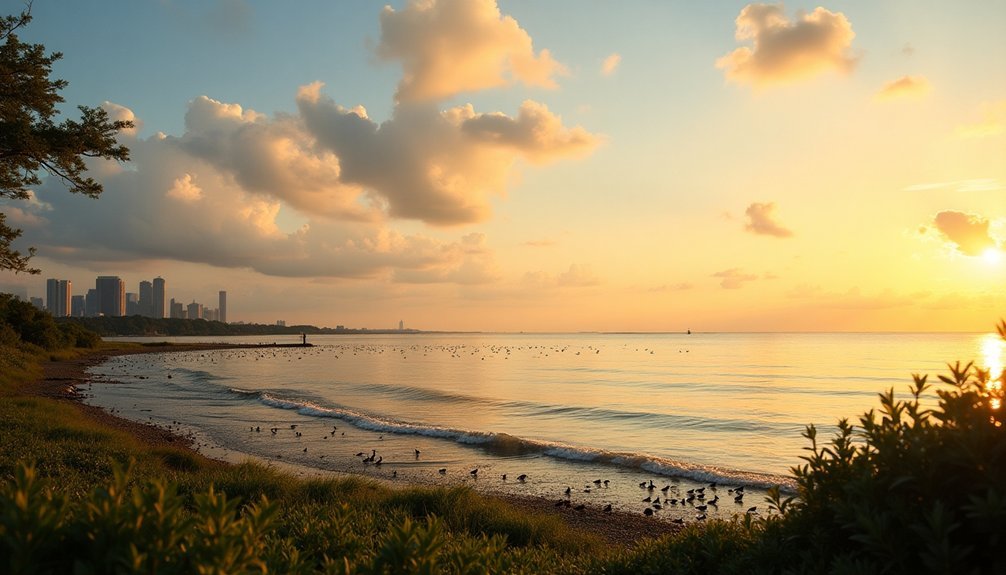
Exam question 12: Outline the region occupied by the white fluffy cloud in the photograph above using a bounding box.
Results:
[297,86,598,225]
[717,3,857,86]
[18,0,596,285]
[377,0,567,102]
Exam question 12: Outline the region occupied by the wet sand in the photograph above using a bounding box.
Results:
[28,344,681,547]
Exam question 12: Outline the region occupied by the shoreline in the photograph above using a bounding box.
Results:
[29,343,681,546]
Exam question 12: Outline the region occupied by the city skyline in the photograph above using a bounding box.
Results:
[3,1,1004,332]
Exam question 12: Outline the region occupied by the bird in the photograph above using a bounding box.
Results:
[661,485,670,493]
[469,468,478,477]
[603,480,610,487]
[501,474,507,481]
[643,508,654,516]
[695,504,708,512]
[708,496,719,506]
[603,504,612,513]
[593,479,602,486]
[517,474,527,482]
[734,494,744,503]
[355,452,364,457]
[639,481,647,488]
[414,448,421,458]
[642,495,652,502]
[438,468,447,474]
[696,513,707,521]
[564,486,572,496]
[747,506,758,514]
[672,518,684,524]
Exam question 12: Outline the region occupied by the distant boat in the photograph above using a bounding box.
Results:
[687,329,691,335]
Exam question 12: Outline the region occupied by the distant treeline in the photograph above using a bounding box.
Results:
[58,316,417,337]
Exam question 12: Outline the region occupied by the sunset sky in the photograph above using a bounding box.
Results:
[3,0,1005,332]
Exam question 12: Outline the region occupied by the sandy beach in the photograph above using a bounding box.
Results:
[29,344,681,547]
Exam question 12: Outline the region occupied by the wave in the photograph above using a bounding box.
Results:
[242,389,794,491]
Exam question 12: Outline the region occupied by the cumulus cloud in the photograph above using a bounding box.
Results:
[712,268,759,289]
[956,100,1006,138]
[716,3,857,86]
[601,53,622,76]
[298,87,598,225]
[744,202,793,237]
[18,1,598,285]
[875,75,931,100]
[21,103,499,283]
[927,211,999,256]
[377,0,567,102]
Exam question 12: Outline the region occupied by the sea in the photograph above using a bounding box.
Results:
[83,331,1005,522]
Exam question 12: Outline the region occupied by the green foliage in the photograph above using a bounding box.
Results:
[0,292,100,350]
[1,5,132,274]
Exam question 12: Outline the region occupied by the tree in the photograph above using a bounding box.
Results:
[0,3,132,274]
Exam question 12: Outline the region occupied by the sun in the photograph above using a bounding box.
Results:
[982,247,1003,266]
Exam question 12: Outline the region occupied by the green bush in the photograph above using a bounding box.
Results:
[0,293,101,351]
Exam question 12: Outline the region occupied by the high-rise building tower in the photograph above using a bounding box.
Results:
[152,277,166,319]
[85,289,98,317]
[138,281,153,317]
[45,279,71,317]
[70,295,85,317]
[186,301,203,320]
[125,293,139,316]
[95,276,125,317]
[218,290,227,324]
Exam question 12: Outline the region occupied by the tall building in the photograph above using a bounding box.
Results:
[125,293,139,316]
[186,301,203,320]
[399,319,404,331]
[95,276,125,317]
[218,290,227,324]
[45,278,71,317]
[85,289,98,317]
[138,281,153,317]
[152,277,166,319]
[70,295,85,317]
[169,298,184,319]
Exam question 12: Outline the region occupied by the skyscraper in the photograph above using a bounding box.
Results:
[95,276,125,317]
[85,289,98,317]
[152,277,166,319]
[138,280,153,317]
[218,290,227,324]
[70,295,85,317]
[45,278,71,317]
[186,301,203,320]
[125,293,139,316]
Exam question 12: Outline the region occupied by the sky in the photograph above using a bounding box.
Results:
[2,0,1005,332]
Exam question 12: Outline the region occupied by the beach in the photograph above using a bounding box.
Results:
[31,344,680,547]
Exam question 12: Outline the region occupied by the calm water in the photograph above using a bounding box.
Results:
[85,332,1004,521]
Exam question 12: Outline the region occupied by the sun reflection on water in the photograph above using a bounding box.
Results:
[979,333,1004,414]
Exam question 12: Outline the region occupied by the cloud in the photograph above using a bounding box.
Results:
[929,211,999,256]
[744,202,793,237]
[956,100,1006,138]
[712,268,758,289]
[298,88,599,225]
[21,104,500,283]
[601,53,622,76]
[875,75,931,100]
[716,3,857,87]
[376,0,567,102]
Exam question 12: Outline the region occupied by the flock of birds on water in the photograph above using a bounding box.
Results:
[84,340,773,525]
